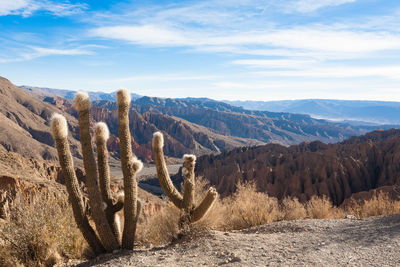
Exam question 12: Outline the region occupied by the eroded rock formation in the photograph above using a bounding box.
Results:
[192,129,400,205]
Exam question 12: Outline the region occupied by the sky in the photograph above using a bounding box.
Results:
[0,0,400,101]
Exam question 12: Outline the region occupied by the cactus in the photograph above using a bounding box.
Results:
[50,89,142,253]
[117,89,142,249]
[152,131,218,223]
[50,114,105,254]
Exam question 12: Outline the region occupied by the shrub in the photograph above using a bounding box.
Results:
[223,181,281,230]
[135,201,180,247]
[0,192,86,267]
[280,197,307,220]
[346,192,400,218]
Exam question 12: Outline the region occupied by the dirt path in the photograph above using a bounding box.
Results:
[73,214,400,267]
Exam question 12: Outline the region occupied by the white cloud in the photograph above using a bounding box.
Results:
[108,74,219,83]
[284,0,356,13]
[29,46,94,56]
[0,0,29,16]
[231,59,316,68]
[92,25,191,46]
[91,24,400,59]
[0,46,93,63]
[254,66,400,80]
[0,0,86,17]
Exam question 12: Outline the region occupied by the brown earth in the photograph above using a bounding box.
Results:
[72,214,400,267]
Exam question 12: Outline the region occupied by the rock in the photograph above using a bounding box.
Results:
[194,129,400,205]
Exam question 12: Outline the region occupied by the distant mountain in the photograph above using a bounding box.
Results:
[224,99,400,125]
[131,96,395,145]
[21,85,142,102]
[187,129,400,206]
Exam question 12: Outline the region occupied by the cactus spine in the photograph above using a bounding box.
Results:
[51,89,142,254]
[152,131,218,223]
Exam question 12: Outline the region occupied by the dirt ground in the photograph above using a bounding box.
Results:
[71,214,400,267]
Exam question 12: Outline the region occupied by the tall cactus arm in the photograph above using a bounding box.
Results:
[152,132,184,209]
[74,93,119,252]
[94,122,113,205]
[191,187,218,222]
[116,89,142,249]
[182,154,196,211]
[50,114,105,254]
[95,122,122,243]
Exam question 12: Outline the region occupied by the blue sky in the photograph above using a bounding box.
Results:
[1,0,400,101]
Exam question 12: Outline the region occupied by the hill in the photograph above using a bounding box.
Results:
[189,129,400,205]
[0,77,82,160]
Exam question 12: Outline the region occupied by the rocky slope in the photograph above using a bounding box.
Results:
[0,77,82,160]
[0,77,264,162]
[188,129,400,205]
[1,77,262,162]
[74,214,400,267]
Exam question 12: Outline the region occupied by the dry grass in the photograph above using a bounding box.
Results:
[306,195,346,219]
[280,197,307,221]
[134,180,400,240]
[0,192,86,267]
[135,201,180,247]
[345,192,400,218]
[1,180,400,265]
[221,181,280,230]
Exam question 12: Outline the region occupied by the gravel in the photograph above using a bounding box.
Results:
[70,214,400,267]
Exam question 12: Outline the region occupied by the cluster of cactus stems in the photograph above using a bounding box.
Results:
[50,89,142,254]
[152,132,218,223]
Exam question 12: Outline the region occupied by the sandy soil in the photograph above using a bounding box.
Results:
[71,214,400,267]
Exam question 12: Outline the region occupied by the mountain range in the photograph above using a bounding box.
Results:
[225,99,400,125]
[1,77,397,164]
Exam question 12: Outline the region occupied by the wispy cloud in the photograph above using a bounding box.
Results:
[254,65,400,80]
[231,59,317,69]
[0,0,87,17]
[0,46,94,63]
[102,74,220,83]
[91,24,400,60]
[281,0,356,13]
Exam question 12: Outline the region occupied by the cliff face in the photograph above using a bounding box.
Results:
[192,129,400,205]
